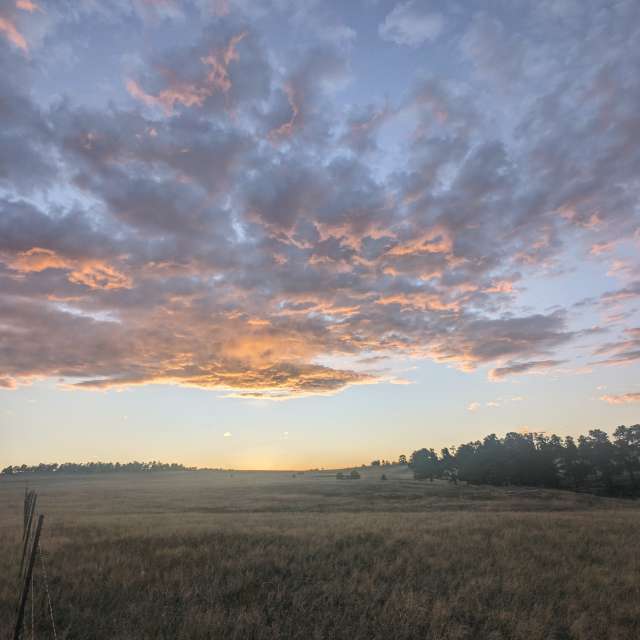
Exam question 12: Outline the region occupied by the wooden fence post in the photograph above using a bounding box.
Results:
[18,493,36,580]
[14,514,44,640]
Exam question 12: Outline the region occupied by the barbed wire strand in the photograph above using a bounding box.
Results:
[38,544,57,640]
[31,570,35,640]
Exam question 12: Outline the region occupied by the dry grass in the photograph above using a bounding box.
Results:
[1,469,639,639]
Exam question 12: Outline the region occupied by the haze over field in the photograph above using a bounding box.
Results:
[1,0,639,469]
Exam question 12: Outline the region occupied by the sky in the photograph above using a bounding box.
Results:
[1,0,639,470]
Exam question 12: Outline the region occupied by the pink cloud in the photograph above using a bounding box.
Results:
[0,15,27,51]
[600,392,640,405]
[127,32,247,115]
[16,0,41,13]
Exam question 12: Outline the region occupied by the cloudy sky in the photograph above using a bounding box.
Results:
[1,0,639,469]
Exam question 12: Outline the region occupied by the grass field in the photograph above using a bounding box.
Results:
[2,467,640,639]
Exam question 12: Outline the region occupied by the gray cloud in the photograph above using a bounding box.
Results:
[379,1,444,47]
[592,328,640,367]
[489,360,566,381]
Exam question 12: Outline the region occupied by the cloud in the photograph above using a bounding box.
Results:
[69,364,374,400]
[340,102,393,154]
[16,1,41,12]
[126,31,249,115]
[126,78,207,115]
[379,1,443,47]
[4,248,132,290]
[125,25,269,118]
[0,376,17,389]
[468,396,524,411]
[0,15,27,51]
[592,327,640,366]
[589,241,615,256]
[600,392,640,405]
[601,282,640,304]
[489,360,565,381]
[1,0,639,401]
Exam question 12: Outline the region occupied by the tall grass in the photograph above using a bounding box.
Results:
[1,470,639,639]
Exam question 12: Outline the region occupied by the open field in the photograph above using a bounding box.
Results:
[2,468,640,640]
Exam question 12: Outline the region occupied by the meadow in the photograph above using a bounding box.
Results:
[1,467,640,640]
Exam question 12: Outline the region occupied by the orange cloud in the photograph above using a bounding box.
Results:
[16,0,40,12]
[70,362,376,400]
[126,79,207,114]
[8,247,68,271]
[68,263,133,290]
[201,31,246,95]
[484,280,514,294]
[376,293,458,311]
[0,15,27,51]
[127,32,247,114]
[386,227,452,257]
[0,376,17,389]
[4,248,132,290]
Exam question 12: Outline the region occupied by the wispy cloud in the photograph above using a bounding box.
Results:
[600,392,640,405]
[0,15,27,51]
[379,2,444,47]
[489,360,565,381]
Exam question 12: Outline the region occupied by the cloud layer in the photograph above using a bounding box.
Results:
[0,0,639,398]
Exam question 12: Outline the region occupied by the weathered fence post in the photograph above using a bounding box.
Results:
[14,514,44,640]
[18,492,37,580]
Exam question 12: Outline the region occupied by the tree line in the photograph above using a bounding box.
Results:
[409,426,640,497]
[1,461,196,475]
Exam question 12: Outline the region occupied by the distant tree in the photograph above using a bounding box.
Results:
[558,436,588,488]
[613,425,640,492]
[399,454,407,465]
[0,460,191,475]
[407,426,640,497]
[580,429,616,492]
[371,460,381,467]
[410,448,440,481]
[440,448,457,483]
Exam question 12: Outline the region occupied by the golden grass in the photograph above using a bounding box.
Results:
[1,469,639,639]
